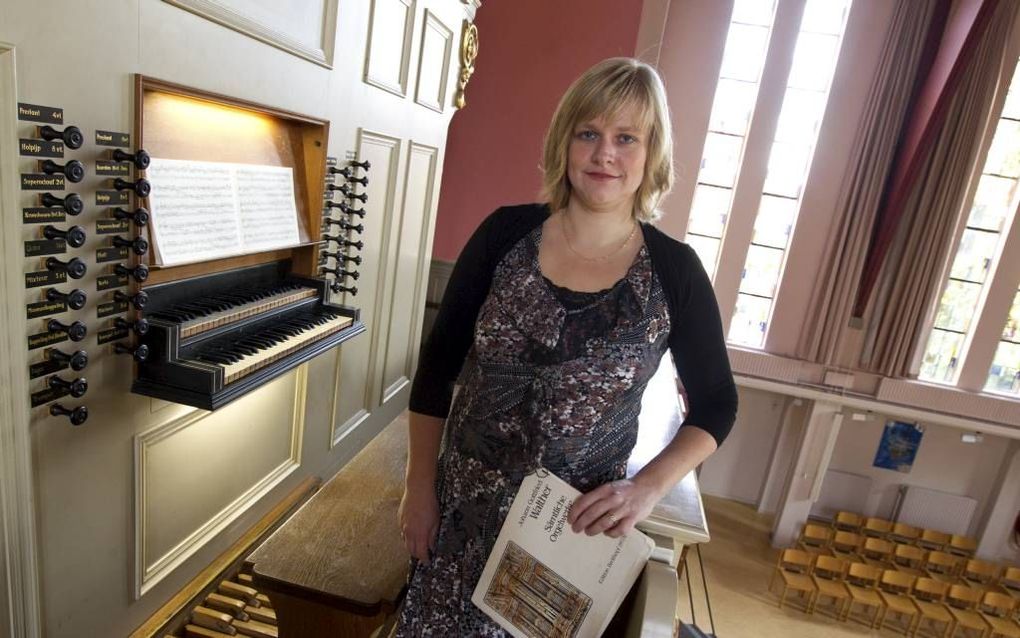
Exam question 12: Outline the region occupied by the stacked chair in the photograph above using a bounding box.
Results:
[766,510,1020,637]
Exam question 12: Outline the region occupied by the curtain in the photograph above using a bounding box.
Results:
[864,0,1019,376]
[796,0,939,365]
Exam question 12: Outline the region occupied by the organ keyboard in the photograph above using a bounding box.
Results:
[132,261,363,410]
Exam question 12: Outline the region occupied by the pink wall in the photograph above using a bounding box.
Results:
[432,0,645,261]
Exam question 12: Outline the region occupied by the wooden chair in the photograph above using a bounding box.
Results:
[845,562,886,628]
[979,591,1020,638]
[948,534,979,558]
[918,529,952,552]
[862,517,895,538]
[912,577,955,638]
[810,555,852,620]
[798,523,834,554]
[926,551,964,582]
[833,511,863,532]
[877,569,921,635]
[830,531,862,559]
[769,548,817,611]
[891,543,927,575]
[995,566,1020,596]
[962,559,1001,588]
[858,537,895,567]
[946,584,991,638]
[890,522,921,545]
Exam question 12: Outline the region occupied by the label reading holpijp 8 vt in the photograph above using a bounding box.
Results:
[19,139,64,158]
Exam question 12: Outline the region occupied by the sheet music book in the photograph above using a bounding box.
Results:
[146,158,301,266]
[472,469,653,638]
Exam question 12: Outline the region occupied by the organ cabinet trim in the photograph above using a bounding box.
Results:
[134,75,330,283]
[379,142,438,405]
[413,10,454,113]
[363,0,416,98]
[133,366,307,598]
[162,0,339,68]
[330,129,401,448]
[0,41,44,637]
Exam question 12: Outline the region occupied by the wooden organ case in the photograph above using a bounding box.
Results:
[128,79,366,410]
[0,2,479,637]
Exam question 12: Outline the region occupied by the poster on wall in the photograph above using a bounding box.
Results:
[873,421,924,473]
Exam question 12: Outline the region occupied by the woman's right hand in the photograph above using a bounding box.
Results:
[398,483,440,563]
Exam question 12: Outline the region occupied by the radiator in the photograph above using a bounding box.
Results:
[809,470,873,520]
[894,485,977,536]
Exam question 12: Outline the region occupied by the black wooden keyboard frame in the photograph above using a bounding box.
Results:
[130,261,364,410]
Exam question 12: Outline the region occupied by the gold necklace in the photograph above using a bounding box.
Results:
[560,212,638,263]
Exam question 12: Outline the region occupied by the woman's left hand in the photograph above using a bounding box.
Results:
[567,478,662,538]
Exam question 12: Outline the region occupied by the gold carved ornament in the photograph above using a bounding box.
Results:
[455,21,479,109]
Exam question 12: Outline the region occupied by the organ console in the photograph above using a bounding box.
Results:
[40,191,84,215]
[47,318,87,342]
[111,235,149,255]
[46,256,87,279]
[132,262,364,410]
[111,148,151,169]
[48,402,88,426]
[42,224,87,248]
[112,206,149,226]
[39,158,85,182]
[114,289,148,309]
[112,176,151,197]
[38,124,84,149]
[46,287,87,310]
[47,347,88,371]
[47,374,88,398]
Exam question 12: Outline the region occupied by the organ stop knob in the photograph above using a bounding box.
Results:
[114,342,149,362]
[114,290,148,310]
[40,159,85,183]
[113,207,149,226]
[115,317,149,336]
[40,192,84,216]
[46,287,87,310]
[47,319,87,342]
[112,235,149,256]
[43,224,86,248]
[46,256,87,279]
[38,124,84,149]
[48,348,88,371]
[113,177,151,198]
[49,403,88,426]
[115,263,149,283]
[111,148,151,170]
[47,375,88,398]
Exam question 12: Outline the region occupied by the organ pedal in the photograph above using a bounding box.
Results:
[190,607,236,635]
[184,626,236,638]
[231,619,278,638]
[203,593,248,621]
[243,606,275,625]
[217,581,259,607]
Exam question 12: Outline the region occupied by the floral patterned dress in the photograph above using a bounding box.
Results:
[395,223,671,636]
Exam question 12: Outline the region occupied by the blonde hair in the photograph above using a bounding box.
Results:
[541,57,674,223]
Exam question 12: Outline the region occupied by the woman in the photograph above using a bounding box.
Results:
[396,57,737,636]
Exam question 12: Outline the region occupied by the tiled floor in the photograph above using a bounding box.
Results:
[686,496,902,637]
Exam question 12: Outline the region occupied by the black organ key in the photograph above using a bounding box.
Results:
[113,177,151,198]
[111,148,151,170]
[41,192,84,216]
[46,256,87,279]
[47,319,87,342]
[114,289,148,310]
[113,207,149,226]
[38,124,84,149]
[50,403,88,426]
[40,159,85,183]
[48,374,88,398]
[46,287,87,310]
[48,348,89,371]
[43,224,87,248]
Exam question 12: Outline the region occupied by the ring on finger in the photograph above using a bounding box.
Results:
[607,513,619,526]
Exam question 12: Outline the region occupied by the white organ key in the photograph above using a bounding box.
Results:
[180,287,318,338]
[208,314,353,384]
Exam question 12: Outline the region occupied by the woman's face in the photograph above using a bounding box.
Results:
[566,102,648,214]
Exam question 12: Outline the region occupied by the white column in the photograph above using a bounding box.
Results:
[976,443,1020,562]
[771,400,843,547]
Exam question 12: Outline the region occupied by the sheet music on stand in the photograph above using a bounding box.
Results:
[145,158,301,266]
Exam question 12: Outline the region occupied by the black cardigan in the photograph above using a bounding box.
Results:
[408,203,738,446]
